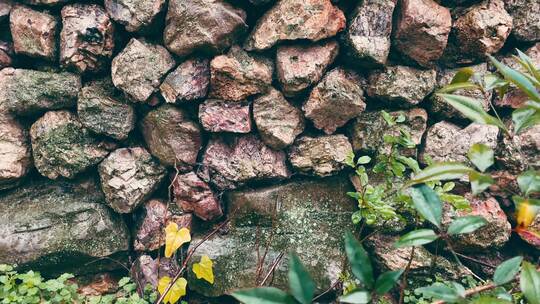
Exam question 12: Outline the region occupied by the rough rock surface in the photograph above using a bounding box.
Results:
[304,68,366,134]
[164,0,247,57]
[201,135,290,190]
[344,0,396,67]
[421,121,499,164]
[60,4,114,73]
[105,0,165,32]
[0,178,129,275]
[367,66,436,107]
[30,111,109,180]
[288,135,353,177]
[276,40,339,96]
[209,46,273,101]
[199,99,251,133]
[19,0,69,5]
[77,78,136,140]
[0,114,32,190]
[140,105,202,169]
[244,0,346,51]
[10,5,58,60]
[98,147,166,213]
[0,1,12,21]
[133,199,192,251]
[0,68,81,115]
[253,88,304,149]
[0,42,13,69]
[497,124,540,172]
[173,172,223,221]
[130,255,179,290]
[517,213,540,250]
[505,0,540,42]
[160,58,210,104]
[188,176,356,296]
[111,38,175,102]
[393,0,451,67]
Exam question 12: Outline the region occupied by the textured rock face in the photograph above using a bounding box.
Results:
[253,88,304,150]
[454,0,512,58]
[344,0,396,67]
[188,176,356,296]
[133,199,193,251]
[130,255,179,290]
[199,99,251,133]
[111,38,175,102]
[517,214,540,250]
[289,135,353,177]
[304,68,366,134]
[201,135,290,190]
[505,0,540,42]
[19,0,69,5]
[105,0,165,32]
[498,124,540,172]
[393,0,451,67]
[173,172,223,221]
[9,5,58,60]
[140,105,202,169]
[30,111,109,180]
[77,78,136,140]
[245,0,346,51]
[0,178,129,275]
[0,68,81,115]
[0,42,13,69]
[60,4,114,73]
[160,58,210,104]
[368,66,436,107]
[0,114,32,190]
[276,40,339,96]
[98,147,166,214]
[0,1,12,21]
[421,122,499,164]
[209,46,273,101]
[164,0,247,57]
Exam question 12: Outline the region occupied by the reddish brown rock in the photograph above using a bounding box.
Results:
[60,4,114,73]
[209,46,273,101]
[201,135,290,190]
[253,88,304,150]
[133,199,193,251]
[276,40,339,96]
[173,172,223,221]
[517,214,540,250]
[111,38,175,102]
[0,1,12,21]
[199,99,251,133]
[393,0,451,67]
[9,5,57,60]
[105,0,166,32]
[244,0,346,51]
[19,0,69,5]
[0,42,14,69]
[0,114,32,190]
[164,0,247,57]
[130,255,179,290]
[505,0,540,42]
[304,68,366,134]
[160,58,210,104]
[77,273,118,297]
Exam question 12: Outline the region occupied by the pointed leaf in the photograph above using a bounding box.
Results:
[515,196,540,228]
[516,49,540,81]
[521,262,540,304]
[484,74,508,91]
[512,107,540,134]
[338,291,371,304]
[518,170,540,196]
[344,232,374,289]
[437,94,506,130]
[489,55,540,103]
[288,254,315,304]
[493,256,523,286]
[374,270,403,295]
[192,255,214,284]
[469,171,495,195]
[406,162,475,188]
[438,82,480,93]
[394,229,439,248]
[165,223,191,258]
[158,276,187,304]
[232,287,295,304]
[447,215,487,235]
[356,156,371,165]
[451,67,475,84]
[410,184,442,228]
[468,143,494,172]
[415,283,462,303]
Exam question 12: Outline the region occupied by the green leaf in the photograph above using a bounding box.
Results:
[512,107,540,134]
[518,170,540,196]
[467,143,494,172]
[406,162,475,187]
[338,291,371,304]
[344,232,374,289]
[515,49,540,84]
[469,171,495,195]
[489,55,540,103]
[438,82,480,93]
[415,283,462,303]
[520,261,540,304]
[447,215,487,235]
[357,156,371,165]
[381,111,395,126]
[288,254,315,304]
[436,93,506,130]
[493,256,523,286]
[232,287,295,304]
[469,296,512,304]
[484,74,508,91]
[345,152,356,168]
[410,185,442,228]
[374,270,403,295]
[394,229,439,248]
[451,67,475,84]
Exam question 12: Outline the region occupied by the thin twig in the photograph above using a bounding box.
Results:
[399,246,416,304]
[454,252,496,269]
[84,256,130,272]
[313,279,341,302]
[259,252,285,286]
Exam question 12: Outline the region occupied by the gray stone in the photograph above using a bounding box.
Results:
[199,99,252,133]
[10,5,58,60]
[497,124,540,172]
[105,0,166,32]
[505,0,540,42]
[0,114,32,190]
[160,58,210,104]
[173,172,223,221]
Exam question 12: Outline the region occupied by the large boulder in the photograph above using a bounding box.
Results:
[0,114,32,190]
[505,0,540,42]
[172,172,223,221]
[0,178,129,275]
[199,99,252,134]
[244,0,345,51]
[105,0,166,32]
[160,58,210,104]
[187,176,356,296]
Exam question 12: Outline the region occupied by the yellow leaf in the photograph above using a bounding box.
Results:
[192,255,215,284]
[158,276,187,304]
[164,222,191,258]
[517,200,539,228]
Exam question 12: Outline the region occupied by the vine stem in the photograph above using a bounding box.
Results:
[399,246,416,304]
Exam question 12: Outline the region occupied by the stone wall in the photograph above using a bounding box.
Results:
[0,0,539,299]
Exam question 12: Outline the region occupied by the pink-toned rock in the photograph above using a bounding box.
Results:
[173,172,223,221]
[19,0,69,5]
[209,46,273,101]
[244,0,346,51]
[517,214,540,250]
[130,255,179,289]
[201,135,290,190]
[199,99,251,133]
[105,0,166,32]
[0,1,12,21]
[160,58,210,103]
[276,40,339,96]
[304,68,366,134]
[393,0,451,67]
[9,5,57,60]
[0,114,32,190]
[133,199,193,251]
[0,42,13,69]
[60,4,114,73]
